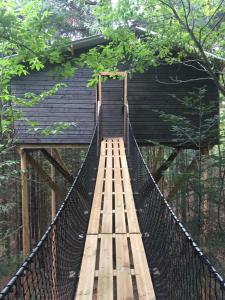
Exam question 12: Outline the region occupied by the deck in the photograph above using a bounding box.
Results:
[76,138,155,299]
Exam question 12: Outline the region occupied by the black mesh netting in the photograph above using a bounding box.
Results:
[1,114,225,300]
[0,127,98,300]
[126,122,225,300]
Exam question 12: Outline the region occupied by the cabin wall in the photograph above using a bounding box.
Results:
[128,63,219,145]
[12,67,96,144]
[12,63,219,146]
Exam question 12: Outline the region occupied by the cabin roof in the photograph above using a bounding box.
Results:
[70,35,105,50]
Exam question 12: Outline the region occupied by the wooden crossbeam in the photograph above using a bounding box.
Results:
[26,152,64,198]
[100,71,127,77]
[153,148,180,183]
[168,156,197,199]
[40,149,75,184]
[52,148,71,175]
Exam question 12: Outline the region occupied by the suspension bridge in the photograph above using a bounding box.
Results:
[0,115,225,299]
[1,73,225,300]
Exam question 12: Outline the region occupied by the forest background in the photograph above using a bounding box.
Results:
[0,0,225,288]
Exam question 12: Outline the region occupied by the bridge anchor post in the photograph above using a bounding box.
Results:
[20,149,30,256]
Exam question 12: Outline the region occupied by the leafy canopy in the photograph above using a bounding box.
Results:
[0,0,75,147]
[79,0,225,95]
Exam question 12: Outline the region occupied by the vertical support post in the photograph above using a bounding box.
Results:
[152,147,164,191]
[51,149,57,219]
[20,149,30,256]
[123,73,129,154]
[51,148,57,299]
[97,75,102,156]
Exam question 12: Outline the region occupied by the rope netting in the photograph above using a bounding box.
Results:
[126,122,225,300]
[1,110,225,300]
[0,127,98,300]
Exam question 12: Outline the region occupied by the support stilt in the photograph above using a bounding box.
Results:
[20,149,30,256]
[51,148,57,299]
[51,149,57,219]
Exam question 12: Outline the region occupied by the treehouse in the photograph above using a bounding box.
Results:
[12,35,219,149]
[2,34,224,300]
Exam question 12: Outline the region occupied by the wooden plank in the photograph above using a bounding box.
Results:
[76,235,98,300]
[115,234,133,299]
[88,155,105,234]
[120,153,140,233]
[100,139,106,156]
[130,234,156,300]
[114,152,126,233]
[95,268,136,277]
[97,234,113,300]
[118,137,126,156]
[101,140,112,233]
[113,138,119,156]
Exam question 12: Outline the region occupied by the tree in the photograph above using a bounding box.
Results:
[80,0,225,96]
[157,88,218,240]
[45,0,98,39]
[0,0,77,281]
[0,0,78,151]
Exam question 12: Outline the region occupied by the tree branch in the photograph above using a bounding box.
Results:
[158,0,225,97]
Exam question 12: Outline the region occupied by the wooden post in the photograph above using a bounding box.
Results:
[123,73,128,150]
[51,149,57,219]
[20,149,30,256]
[98,71,128,152]
[152,147,164,191]
[51,149,57,299]
[97,75,102,155]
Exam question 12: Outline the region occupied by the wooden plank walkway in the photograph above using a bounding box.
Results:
[76,138,156,300]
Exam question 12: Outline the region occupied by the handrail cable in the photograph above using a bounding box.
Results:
[126,117,225,299]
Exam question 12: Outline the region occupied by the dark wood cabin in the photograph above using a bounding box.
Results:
[12,34,219,257]
[12,35,219,148]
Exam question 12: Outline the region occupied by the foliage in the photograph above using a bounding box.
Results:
[0,1,82,279]
[79,0,225,95]
[27,121,77,136]
[0,252,24,278]
[0,0,78,151]
[45,0,98,39]
[146,88,225,275]
[155,88,219,148]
